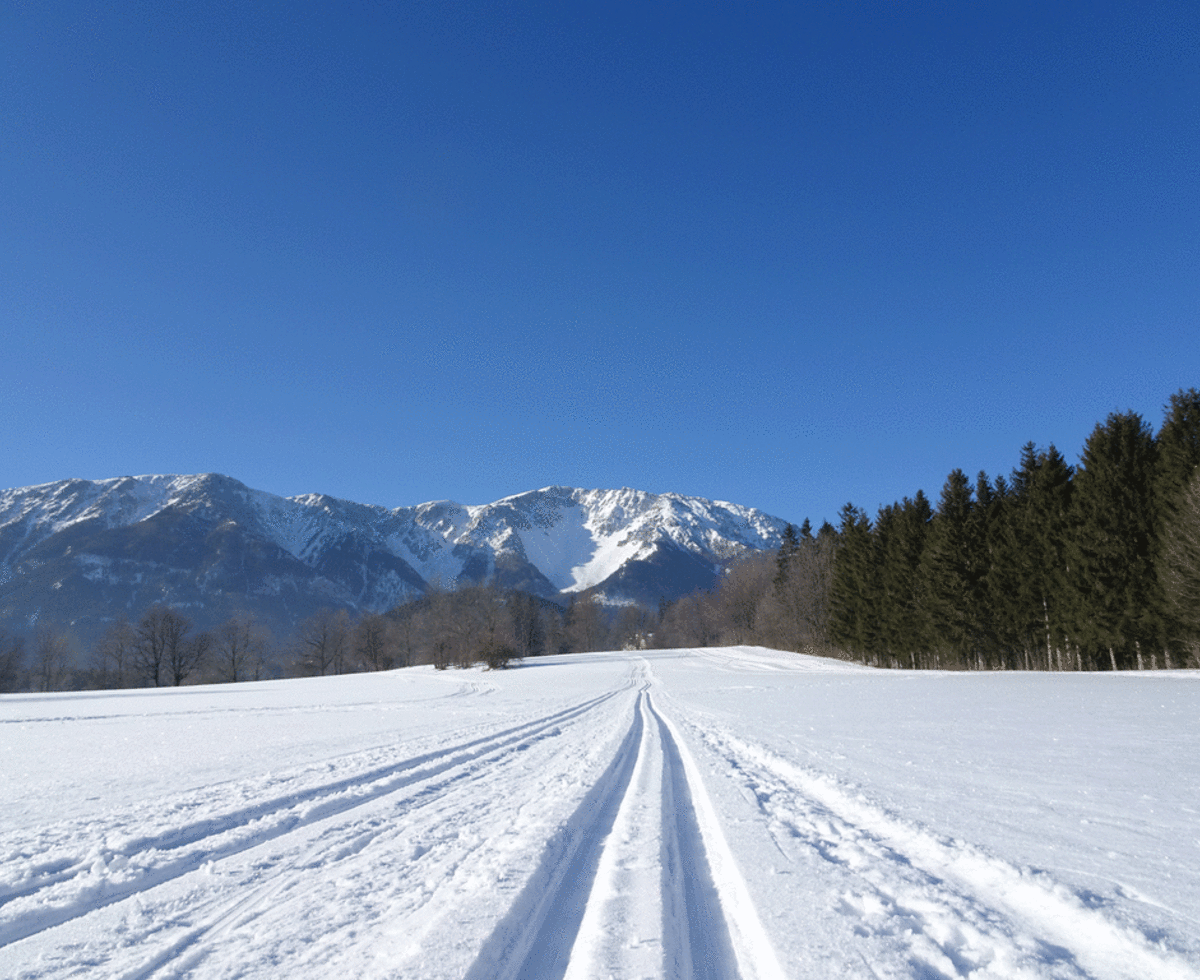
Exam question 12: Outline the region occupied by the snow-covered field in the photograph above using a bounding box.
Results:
[1,648,1197,980]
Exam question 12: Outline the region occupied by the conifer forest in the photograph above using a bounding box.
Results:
[700,387,1200,671]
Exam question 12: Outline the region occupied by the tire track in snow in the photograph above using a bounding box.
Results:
[0,690,620,950]
[701,728,1200,980]
[464,678,784,980]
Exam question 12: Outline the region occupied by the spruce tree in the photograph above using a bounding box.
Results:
[1068,412,1158,669]
[1153,388,1200,662]
[1155,388,1200,512]
[879,493,933,666]
[1157,465,1200,666]
[774,523,801,593]
[971,472,1010,666]
[920,470,982,668]
[828,504,878,661]
[998,444,1075,669]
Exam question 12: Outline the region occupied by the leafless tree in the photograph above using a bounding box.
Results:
[295,607,352,676]
[216,613,271,683]
[93,618,137,688]
[32,624,76,692]
[565,594,608,653]
[0,629,26,693]
[612,603,656,650]
[715,553,774,644]
[653,591,721,649]
[168,629,210,686]
[135,605,201,686]
[355,612,395,671]
[760,535,835,654]
[509,592,547,657]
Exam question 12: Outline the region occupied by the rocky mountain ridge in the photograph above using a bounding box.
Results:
[0,474,788,642]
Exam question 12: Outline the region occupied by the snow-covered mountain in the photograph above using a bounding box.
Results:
[0,474,788,640]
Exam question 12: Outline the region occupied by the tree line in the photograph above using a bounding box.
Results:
[0,579,667,692]
[654,388,1200,671]
[4,387,1197,690]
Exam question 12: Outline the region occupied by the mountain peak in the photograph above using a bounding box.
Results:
[0,475,789,643]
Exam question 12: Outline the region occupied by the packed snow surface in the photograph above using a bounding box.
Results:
[1,648,1198,980]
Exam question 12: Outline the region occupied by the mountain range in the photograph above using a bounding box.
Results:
[0,474,788,643]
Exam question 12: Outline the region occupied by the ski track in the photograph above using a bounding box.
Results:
[0,679,641,979]
[0,691,619,946]
[692,725,1200,980]
[3,651,1195,980]
[463,660,785,980]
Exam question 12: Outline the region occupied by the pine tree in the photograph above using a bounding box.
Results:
[774,523,801,593]
[1068,412,1158,669]
[878,493,933,667]
[1153,388,1200,663]
[828,504,878,661]
[1157,465,1200,667]
[990,444,1076,669]
[920,470,984,668]
[1155,388,1200,513]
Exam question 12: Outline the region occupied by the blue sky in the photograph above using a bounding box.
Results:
[3,1,1198,527]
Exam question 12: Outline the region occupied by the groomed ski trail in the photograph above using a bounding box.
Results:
[692,725,1199,980]
[464,660,785,980]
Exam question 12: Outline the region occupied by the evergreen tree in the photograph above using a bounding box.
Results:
[1153,388,1200,662]
[1067,412,1158,669]
[1003,444,1075,669]
[920,470,984,668]
[878,493,933,666]
[971,472,1011,666]
[1155,388,1200,514]
[774,523,801,593]
[1157,464,1200,667]
[828,504,878,661]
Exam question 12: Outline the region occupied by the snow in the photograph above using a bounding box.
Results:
[1,478,788,607]
[1,649,1198,980]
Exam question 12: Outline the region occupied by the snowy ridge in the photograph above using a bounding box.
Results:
[0,476,789,632]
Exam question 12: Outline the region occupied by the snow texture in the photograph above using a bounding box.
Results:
[1,648,1197,979]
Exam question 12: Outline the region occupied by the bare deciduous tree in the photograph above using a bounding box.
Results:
[0,629,26,693]
[565,594,608,653]
[216,613,271,683]
[355,612,395,671]
[295,607,352,676]
[94,617,137,688]
[135,605,196,687]
[32,624,75,692]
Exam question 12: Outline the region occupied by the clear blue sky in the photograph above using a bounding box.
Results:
[3,1,1198,527]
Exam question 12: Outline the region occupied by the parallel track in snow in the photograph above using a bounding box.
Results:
[0,689,624,954]
[695,726,1199,980]
[463,664,785,980]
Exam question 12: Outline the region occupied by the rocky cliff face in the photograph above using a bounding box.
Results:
[0,474,787,641]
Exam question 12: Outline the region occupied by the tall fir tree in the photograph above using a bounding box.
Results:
[920,470,985,668]
[828,503,878,661]
[1155,388,1200,513]
[1067,412,1159,669]
[1157,465,1200,667]
[878,492,933,666]
[996,444,1075,669]
[1153,388,1200,662]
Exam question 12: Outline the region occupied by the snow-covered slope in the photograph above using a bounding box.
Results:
[0,475,788,639]
[2,647,1197,980]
